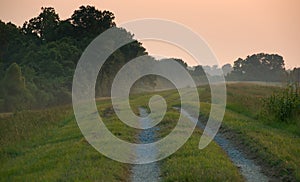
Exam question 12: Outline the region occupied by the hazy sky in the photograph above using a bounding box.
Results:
[0,0,299,68]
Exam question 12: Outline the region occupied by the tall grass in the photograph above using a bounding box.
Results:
[1,83,300,180]
[196,83,300,180]
[0,99,136,181]
[0,106,73,147]
[261,83,300,123]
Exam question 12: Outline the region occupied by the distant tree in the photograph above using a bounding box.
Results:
[55,20,75,40]
[290,67,300,84]
[0,20,9,60]
[201,65,223,76]
[193,65,206,76]
[0,21,28,67]
[174,58,188,69]
[0,60,4,98]
[190,65,209,85]
[0,6,157,106]
[232,58,244,74]
[222,63,233,76]
[95,28,149,96]
[228,53,286,81]
[22,7,60,42]
[160,58,188,69]
[0,59,4,78]
[3,63,25,94]
[2,63,32,111]
[71,5,115,38]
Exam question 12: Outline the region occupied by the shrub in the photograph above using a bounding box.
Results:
[2,63,35,111]
[261,83,300,123]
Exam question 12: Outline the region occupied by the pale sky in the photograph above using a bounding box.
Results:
[0,0,299,68]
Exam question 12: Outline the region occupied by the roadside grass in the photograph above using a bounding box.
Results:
[158,109,243,181]
[217,107,300,180]
[158,83,299,180]
[0,99,135,181]
[225,83,282,118]
[127,90,244,181]
[0,106,74,151]
[198,83,300,181]
[1,82,299,181]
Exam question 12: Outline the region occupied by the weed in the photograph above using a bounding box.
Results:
[261,83,300,123]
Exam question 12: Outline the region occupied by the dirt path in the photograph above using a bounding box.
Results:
[180,108,269,182]
[131,108,161,182]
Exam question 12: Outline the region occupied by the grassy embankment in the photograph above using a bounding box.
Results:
[164,83,300,181]
[156,109,243,181]
[0,100,136,181]
[1,83,299,181]
[220,83,300,181]
[1,89,243,181]
[131,90,244,181]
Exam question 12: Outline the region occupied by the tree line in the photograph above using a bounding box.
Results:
[0,5,299,112]
[0,6,151,111]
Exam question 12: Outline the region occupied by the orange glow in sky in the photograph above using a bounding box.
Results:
[0,0,299,68]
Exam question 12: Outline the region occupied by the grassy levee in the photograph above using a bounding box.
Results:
[1,82,299,181]
[0,100,136,181]
[129,90,243,181]
[0,89,245,181]
[156,108,243,181]
[198,83,300,181]
[153,83,300,181]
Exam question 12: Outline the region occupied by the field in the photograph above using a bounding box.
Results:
[0,83,299,181]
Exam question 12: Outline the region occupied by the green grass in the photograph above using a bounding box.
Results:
[152,83,300,180]
[1,82,299,181]
[157,109,243,182]
[219,109,300,180]
[0,100,135,181]
[199,83,300,181]
[0,106,73,146]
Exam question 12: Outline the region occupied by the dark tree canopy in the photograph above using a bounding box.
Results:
[222,64,233,76]
[228,53,286,81]
[0,5,155,111]
[192,65,206,76]
[22,7,60,42]
[71,5,115,38]
[290,68,300,84]
[0,6,296,112]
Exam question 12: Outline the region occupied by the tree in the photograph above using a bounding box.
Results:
[228,53,286,81]
[0,21,28,67]
[2,63,32,111]
[71,5,115,38]
[190,65,209,86]
[22,7,60,42]
[55,20,75,40]
[193,65,206,76]
[160,58,188,69]
[95,28,149,96]
[222,64,233,76]
[0,6,157,107]
[290,67,300,84]
[232,58,244,73]
[3,63,25,94]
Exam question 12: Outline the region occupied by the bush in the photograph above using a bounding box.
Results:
[261,83,300,123]
[2,63,35,112]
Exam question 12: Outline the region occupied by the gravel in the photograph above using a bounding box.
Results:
[180,108,269,182]
[131,108,161,182]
